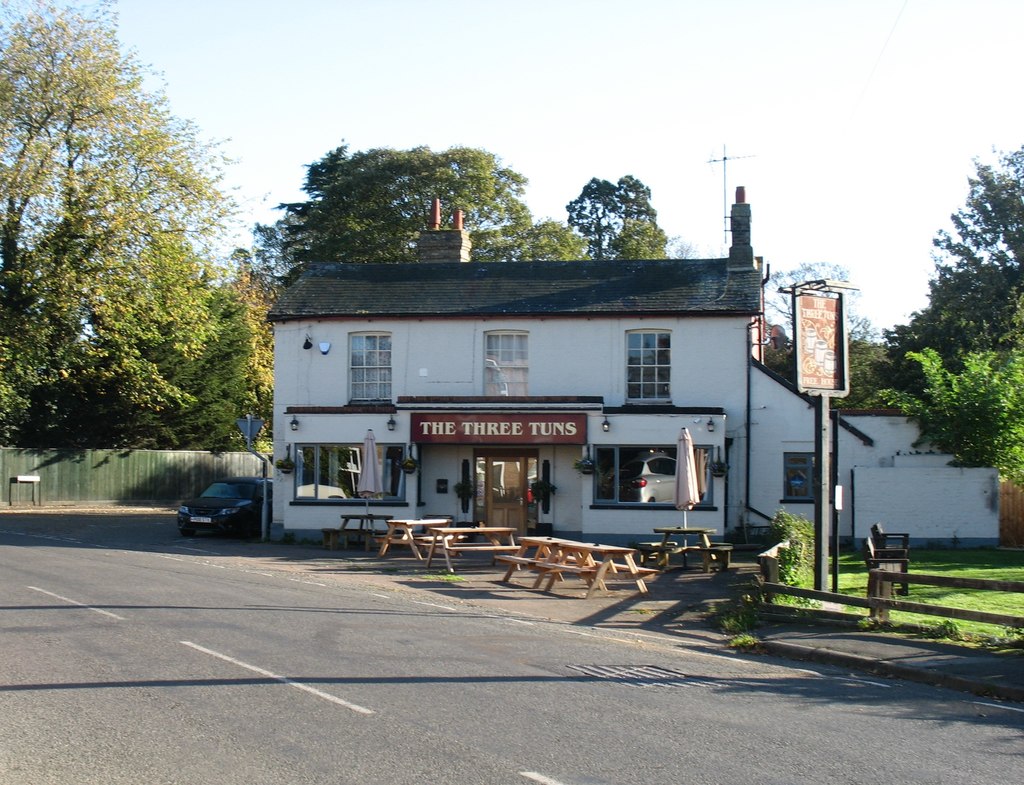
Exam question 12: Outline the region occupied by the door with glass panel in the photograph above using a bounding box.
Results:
[474,452,538,535]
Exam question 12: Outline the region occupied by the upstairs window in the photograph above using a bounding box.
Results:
[626,331,671,401]
[484,331,528,396]
[350,333,392,401]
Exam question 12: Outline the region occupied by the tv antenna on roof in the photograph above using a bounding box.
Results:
[708,145,755,243]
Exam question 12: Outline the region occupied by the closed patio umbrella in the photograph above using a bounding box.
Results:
[357,429,384,514]
[674,427,701,525]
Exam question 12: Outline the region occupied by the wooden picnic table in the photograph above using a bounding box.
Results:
[496,536,657,598]
[424,526,519,572]
[321,513,392,551]
[651,526,732,572]
[377,518,453,559]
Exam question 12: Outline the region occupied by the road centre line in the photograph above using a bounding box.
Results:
[27,586,126,620]
[973,700,1024,715]
[520,772,569,784]
[180,641,375,715]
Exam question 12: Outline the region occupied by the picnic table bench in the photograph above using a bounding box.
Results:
[496,536,658,598]
[648,527,733,572]
[321,513,392,551]
[377,518,454,559]
[424,526,519,572]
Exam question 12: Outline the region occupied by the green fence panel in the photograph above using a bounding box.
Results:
[1,448,266,506]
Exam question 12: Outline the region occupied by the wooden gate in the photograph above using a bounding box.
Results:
[999,480,1024,547]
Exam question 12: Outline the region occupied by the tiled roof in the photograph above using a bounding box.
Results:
[268,258,762,321]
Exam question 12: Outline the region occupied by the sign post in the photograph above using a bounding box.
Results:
[783,280,856,591]
[236,415,271,540]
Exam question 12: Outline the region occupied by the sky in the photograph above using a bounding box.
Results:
[113,0,1024,333]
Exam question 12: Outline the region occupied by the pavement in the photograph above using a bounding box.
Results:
[264,540,1024,704]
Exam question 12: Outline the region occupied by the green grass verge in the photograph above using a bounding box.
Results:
[833,548,1024,642]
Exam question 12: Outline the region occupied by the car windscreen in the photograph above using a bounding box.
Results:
[200,482,256,500]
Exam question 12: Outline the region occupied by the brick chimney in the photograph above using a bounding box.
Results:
[728,186,754,269]
[418,198,472,263]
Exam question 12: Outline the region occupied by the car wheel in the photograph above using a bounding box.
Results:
[179,528,195,537]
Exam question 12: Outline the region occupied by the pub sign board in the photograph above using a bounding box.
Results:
[411,413,588,444]
[794,293,849,397]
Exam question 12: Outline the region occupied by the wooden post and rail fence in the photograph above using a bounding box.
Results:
[758,543,1024,628]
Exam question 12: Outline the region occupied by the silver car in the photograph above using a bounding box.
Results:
[619,453,676,503]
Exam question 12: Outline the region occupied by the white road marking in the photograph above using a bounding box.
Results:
[411,599,457,610]
[520,772,569,784]
[973,700,1024,715]
[180,641,374,715]
[27,586,126,620]
[288,577,327,587]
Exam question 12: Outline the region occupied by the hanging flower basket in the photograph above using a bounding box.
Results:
[710,461,728,478]
[573,458,596,475]
[530,479,557,499]
[275,457,294,474]
[400,457,418,474]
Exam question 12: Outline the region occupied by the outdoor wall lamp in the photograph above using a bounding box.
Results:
[289,416,299,431]
[387,416,396,431]
[706,417,715,432]
[302,334,312,350]
[601,417,610,432]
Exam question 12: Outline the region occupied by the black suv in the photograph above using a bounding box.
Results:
[177,477,270,537]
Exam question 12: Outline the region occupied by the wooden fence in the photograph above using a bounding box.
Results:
[759,547,1024,629]
[1,447,266,507]
[999,480,1024,547]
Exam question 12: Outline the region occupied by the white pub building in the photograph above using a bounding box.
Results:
[267,190,999,547]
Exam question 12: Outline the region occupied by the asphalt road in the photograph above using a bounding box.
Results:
[1,511,1022,784]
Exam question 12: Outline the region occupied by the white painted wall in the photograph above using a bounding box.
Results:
[276,315,751,406]
[273,314,751,538]
[747,366,998,544]
[853,466,999,545]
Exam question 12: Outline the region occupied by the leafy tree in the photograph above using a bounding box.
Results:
[227,249,277,433]
[278,144,582,269]
[885,147,1024,391]
[613,217,669,260]
[885,348,1024,482]
[0,2,236,448]
[566,175,667,259]
[497,219,587,262]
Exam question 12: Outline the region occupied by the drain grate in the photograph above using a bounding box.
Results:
[567,664,693,688]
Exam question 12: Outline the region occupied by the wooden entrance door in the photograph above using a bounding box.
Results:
[475,452,537,535]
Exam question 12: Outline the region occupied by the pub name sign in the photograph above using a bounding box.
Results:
[411,413,587,444]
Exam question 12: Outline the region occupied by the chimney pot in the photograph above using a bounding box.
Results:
[429,198,441,230]
[735,185,746,204]
[453,209,464,230]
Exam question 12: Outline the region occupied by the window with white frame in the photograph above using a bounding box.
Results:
[294,443,407,501]
[783,452,814,501]
[484,331,528,396]
[350,333,392,401]
[593,444,711,506]
[626,330,671,401]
